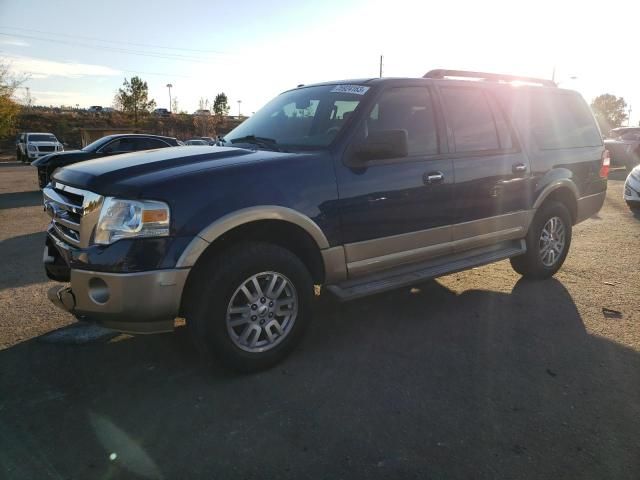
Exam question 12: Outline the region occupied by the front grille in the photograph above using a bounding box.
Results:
[43,182,103,248]
[38,146,55,152]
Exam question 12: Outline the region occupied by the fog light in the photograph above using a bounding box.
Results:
[89,277,110,304]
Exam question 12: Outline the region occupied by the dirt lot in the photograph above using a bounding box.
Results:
[0,163,639,479]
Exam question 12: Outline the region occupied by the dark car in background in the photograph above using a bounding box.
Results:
[32,134,181,188]
[604,127,640,170]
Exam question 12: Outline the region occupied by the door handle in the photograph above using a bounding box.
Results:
[512,163,527,174]
[424,171,444,184]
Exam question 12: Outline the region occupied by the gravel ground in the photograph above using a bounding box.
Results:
[0,164,638,479]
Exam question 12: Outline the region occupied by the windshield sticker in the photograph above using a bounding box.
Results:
[330,85,370,95]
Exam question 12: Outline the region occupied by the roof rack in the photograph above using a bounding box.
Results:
[423,69,557,87]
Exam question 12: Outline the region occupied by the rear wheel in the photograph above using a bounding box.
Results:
[510,201,572,279]
[186,242,313,372]
[16,149,23,162]
[627,201,640,211]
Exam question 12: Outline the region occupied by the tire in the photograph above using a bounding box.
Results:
[186,242,314,373]
[627,201,640,211]
[510,201,572,280]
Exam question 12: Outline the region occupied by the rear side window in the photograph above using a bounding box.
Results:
[139,138,169,150]
[527,92,602,149]
[441,87,501,152]
[366,87,439,156]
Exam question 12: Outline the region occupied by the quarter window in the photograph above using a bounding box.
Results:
[441,87,500,152]
[527,92,603,149]
[366,87,439,156]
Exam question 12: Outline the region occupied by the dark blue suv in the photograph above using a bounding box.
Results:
[42,70,608,371]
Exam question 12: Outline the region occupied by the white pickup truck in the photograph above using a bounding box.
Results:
[16,132,64,163]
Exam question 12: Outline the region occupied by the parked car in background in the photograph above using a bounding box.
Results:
[154,108,170,117]
[199,136,217,145]
[32,134,180,188]
[184,139,209,145]
[88,106,103,113]
[624,164,640,210]
[194,109,211,116]
[604,127,640,170]
[16,132,63,163]
[42,70,607,372]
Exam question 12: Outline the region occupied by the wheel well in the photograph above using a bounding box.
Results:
[541,187,578,224]
[181,220,325,316]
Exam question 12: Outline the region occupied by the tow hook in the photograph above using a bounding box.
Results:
[47,286,76,312]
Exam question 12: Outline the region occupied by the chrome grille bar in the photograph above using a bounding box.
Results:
[43,182,104,248]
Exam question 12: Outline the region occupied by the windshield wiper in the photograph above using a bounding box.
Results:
[226,135,284,152]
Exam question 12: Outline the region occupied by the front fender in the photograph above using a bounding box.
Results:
[176,206,330,268]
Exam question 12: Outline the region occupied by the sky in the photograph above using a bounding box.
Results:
[0,0,638,124]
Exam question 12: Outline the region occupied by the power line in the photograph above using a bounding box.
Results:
[0,32,228,64]
[0,25,227,55]
[0,51,190,78]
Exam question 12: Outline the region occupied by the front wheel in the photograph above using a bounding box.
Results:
[186,242,313,372]
[510,201,572,279]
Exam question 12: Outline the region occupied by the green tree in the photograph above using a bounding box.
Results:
[591,94,628,135]
[0,61,23,139]
[115,76,156,125]
[213,92,230,116]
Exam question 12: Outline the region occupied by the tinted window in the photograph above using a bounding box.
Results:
[366,87,438,156]
[486,94,514,149]
[528,92,602,149]
[28,134,57,142]
[139,138,169,150]
[441,87,499,152]
[101,138,136,153]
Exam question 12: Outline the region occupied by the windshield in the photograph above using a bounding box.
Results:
[28,134,57,142]
[224,84,370,149]
[82,136,114,151]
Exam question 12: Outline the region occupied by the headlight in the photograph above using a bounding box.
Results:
[94,198,170,245]
[28,144,37,151]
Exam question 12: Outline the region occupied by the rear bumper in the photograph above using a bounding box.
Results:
[48,268,190,334]
[576,191,606,223]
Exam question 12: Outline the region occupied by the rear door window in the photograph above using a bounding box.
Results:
[527,92,602,149]
[441,87,500,153]
[139,138,169,150]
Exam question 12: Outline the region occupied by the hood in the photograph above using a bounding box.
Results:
[31,149,91,167]
[52,146,295,197]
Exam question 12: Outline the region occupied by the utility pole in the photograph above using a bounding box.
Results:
[166,84,173,112]
[379,55,383,78]
[237,99,242,117]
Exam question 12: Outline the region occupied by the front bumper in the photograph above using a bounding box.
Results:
[48,268,190,333]
[624,174,640,202]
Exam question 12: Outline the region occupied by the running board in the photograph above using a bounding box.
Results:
[326,240,526,301]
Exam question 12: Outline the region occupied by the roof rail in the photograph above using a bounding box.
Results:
[423,69,557,87]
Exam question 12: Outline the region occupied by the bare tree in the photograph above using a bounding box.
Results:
[0,59,25,138]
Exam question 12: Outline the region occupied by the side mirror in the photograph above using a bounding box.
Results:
[352,129,409,162]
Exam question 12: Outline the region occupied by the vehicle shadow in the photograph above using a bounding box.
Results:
[0,190,42,210]
[1,278,639,479]
[0,232,49,291]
